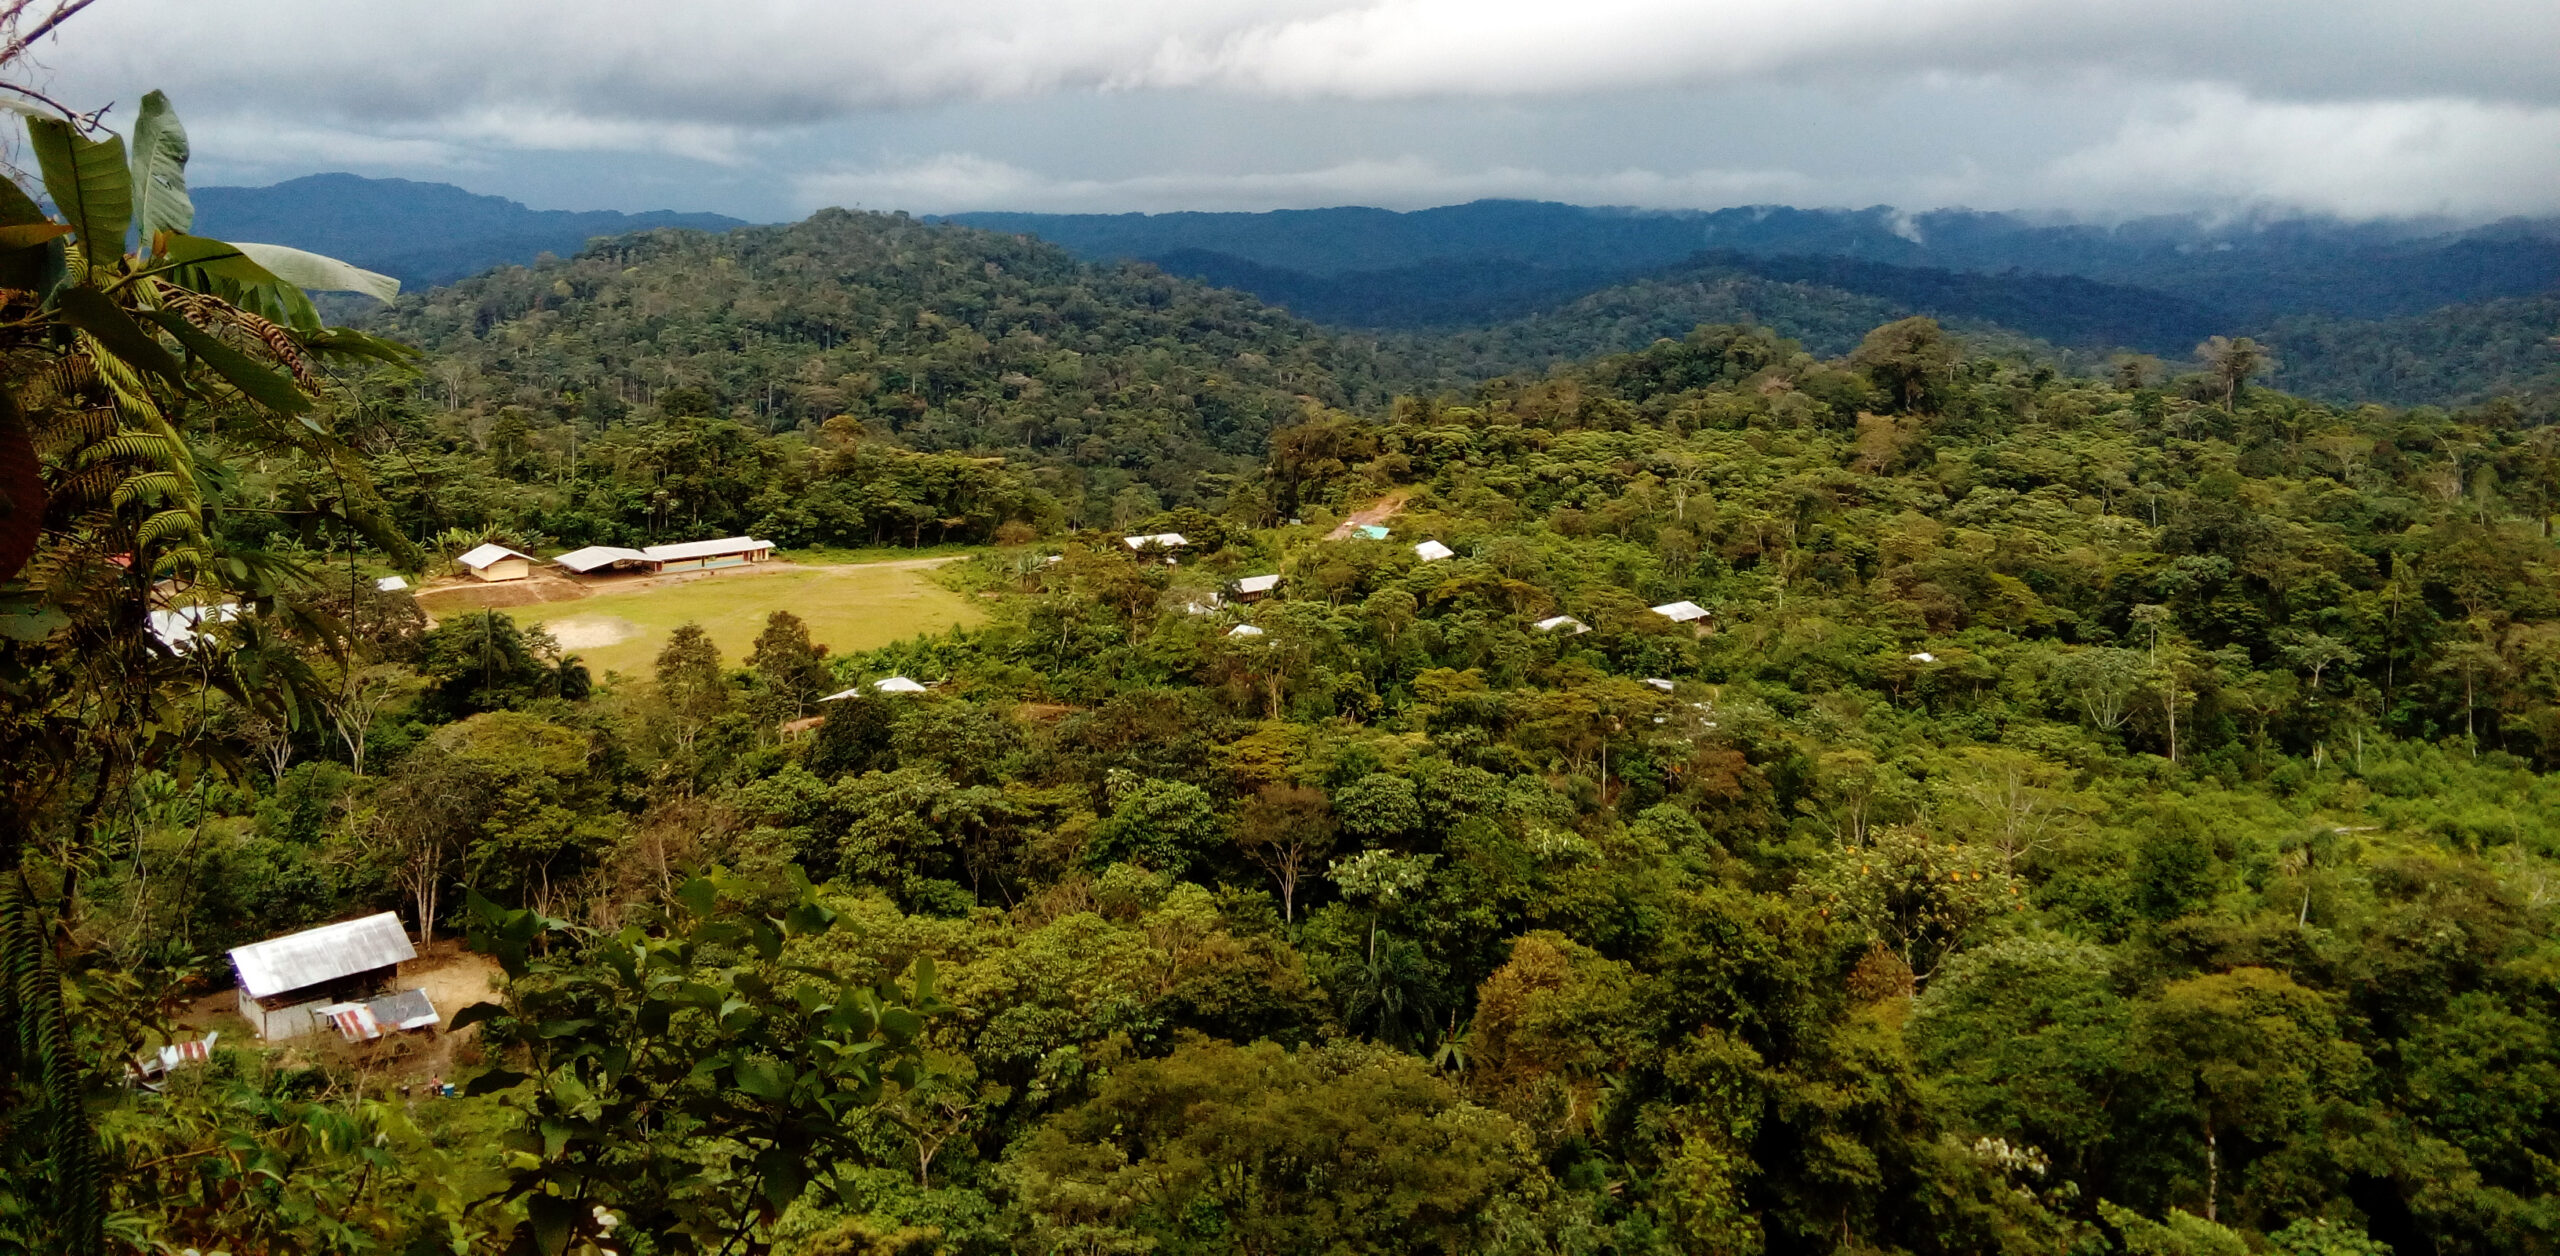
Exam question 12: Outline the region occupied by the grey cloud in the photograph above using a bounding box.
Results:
[21,1,2560,221]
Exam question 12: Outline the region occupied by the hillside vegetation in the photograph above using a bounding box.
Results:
[44,301,2560,1254]
[363,208,1391,534]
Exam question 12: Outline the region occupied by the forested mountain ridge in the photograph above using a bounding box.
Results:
[952,198,2560,322]
[967,200,2560,408]
[194,173,749,288]
[359,208,1393,534]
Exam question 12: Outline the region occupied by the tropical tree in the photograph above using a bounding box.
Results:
[0,78,412,1250]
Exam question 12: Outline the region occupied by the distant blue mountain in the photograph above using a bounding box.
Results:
[192,173,749,292]
[949,199,2560,327]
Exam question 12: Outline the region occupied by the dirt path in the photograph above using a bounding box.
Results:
[1326,488,1415,540]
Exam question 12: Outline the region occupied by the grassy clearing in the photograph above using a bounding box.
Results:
[507,559,986,679]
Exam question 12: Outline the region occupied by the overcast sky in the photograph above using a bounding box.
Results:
[26,0,2560,223]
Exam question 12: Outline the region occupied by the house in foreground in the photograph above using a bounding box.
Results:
[456,543,539,583]
[228,912,419,1040]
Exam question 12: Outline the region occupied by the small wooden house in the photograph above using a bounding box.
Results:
[228,912,418,1040]
[456,543,538,583]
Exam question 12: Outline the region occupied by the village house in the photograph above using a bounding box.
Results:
[456,543,539,583]
[227,912,419,1040]
[553,536,776,577]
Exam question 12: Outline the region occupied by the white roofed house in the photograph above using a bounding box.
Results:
[1234,574,1282,601]
[641,536,774,572]
[455,543,539,583]
[553,544,653,575]
[555,537,776,578]
[1123,532,1188,563]
[1651,600,1713,638]
[228,912,422,1040]
[1413,540,1455,562]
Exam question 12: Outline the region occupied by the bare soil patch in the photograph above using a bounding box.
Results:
[1325,488,1416,540]
[544,615,642,650]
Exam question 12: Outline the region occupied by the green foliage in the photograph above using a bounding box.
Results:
[1011,1038,1544,1255]
[28,134,2560,1256]
[458,872,949,1254]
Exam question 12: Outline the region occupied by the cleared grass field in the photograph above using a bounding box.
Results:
[505,559,985,679]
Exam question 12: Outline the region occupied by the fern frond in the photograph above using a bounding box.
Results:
[110,471,189,510]
[135,507,204,550]
[73,432,188,474]
[0,877,106,1251]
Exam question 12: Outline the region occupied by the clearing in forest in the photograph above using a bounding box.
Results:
[505,557,983,678]
[1325,488,1414,540]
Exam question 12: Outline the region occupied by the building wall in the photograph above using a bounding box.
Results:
[469,557,530,583]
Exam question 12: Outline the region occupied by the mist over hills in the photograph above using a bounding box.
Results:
[193,173,748,289]
[949,200,2560,324]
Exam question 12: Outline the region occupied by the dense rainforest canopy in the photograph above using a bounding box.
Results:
[364,210,1393,533]
[0,88,2556,1256]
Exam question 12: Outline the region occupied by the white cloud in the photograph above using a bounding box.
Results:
[794,154,1816,215]
[38,0,2559,121]
[15,0,2560,219]
[2045,88,2560,219]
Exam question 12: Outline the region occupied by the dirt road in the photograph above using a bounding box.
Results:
[1325,488,1414,540]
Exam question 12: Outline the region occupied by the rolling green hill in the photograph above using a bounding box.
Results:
[366,209,1393,524]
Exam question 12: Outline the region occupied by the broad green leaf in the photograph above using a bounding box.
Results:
[463,1068,529,1096]
[734,1056,790,1101]
[230,241,398,302]
[140,308,312,414]
[25,117,130,269]
[446,1001,508,1032]
[53,285,184,385]
[524,1192,577,1256]
[302,326,424,368]
[910,954,938,1003]
[879,1006,923,1042]
[675,876,717,918]
[0,179,47,228]
[0,180,64,294]
[129,91,193,240]
[754,1146,807,1215]
[156,233,284,286]
[0,224,69,249]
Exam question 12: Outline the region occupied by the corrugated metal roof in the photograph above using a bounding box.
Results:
[1236,574,1282,594]
[1650,600,1711,622]
[553,545,652,572]
[367,987,440,1031]
[1122,532,1187,549]
[374,575,409,591]
[229,912,416,1000]
[1533,615,1589,634]
[641,536,772,562]
[1413,540,1455,561]
[874,676,928,693]
[456,543,536,569]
